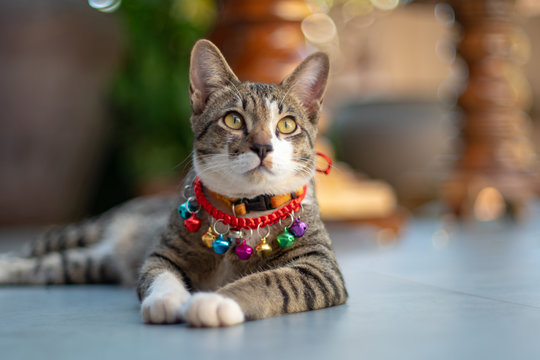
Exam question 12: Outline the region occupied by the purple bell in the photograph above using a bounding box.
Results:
[289,217,308,237]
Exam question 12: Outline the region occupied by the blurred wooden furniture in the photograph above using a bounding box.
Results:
[0,3,122,225]
[209,0,311,83]
[438,0,537,219]
[209,0,404,232]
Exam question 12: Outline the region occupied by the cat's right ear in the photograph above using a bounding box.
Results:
[189,39,239,115]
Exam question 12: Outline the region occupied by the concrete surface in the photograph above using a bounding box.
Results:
[1,209,539,360]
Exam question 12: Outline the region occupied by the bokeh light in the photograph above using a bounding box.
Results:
[473,187,506,222]
[370,0,399,11]
[301,13,337,44]
[88,0,121,13]
[434,3,455,27]
[342,0,374,22]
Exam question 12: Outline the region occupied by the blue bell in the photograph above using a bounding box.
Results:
[212,235,231,254]
[177,201,196,219]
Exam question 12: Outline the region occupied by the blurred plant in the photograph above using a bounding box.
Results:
[91,0,215,213]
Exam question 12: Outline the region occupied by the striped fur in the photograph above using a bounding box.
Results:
[0,40,347,327]
[0,196,174,286]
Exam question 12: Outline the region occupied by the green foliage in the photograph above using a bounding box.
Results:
[91,0,214,213]
[112,0,214,181]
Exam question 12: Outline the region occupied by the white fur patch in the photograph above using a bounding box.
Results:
[181,292,244,327]
[141,271,191,324]
[266,99,294,175]
[265,97,280,125]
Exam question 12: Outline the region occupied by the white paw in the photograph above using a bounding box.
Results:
[181,293,245,327]
[141,291,190,324]
[140,271,191,324]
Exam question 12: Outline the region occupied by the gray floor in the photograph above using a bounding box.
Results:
[1,207,540,360]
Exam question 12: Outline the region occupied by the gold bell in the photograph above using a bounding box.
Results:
[201,227,217,248]
[255,237,272,257]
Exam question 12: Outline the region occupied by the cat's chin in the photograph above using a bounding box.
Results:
[194,155,312,198]
[244,164,275,179]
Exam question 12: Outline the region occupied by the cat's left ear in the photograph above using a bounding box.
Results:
[281,52,329,124]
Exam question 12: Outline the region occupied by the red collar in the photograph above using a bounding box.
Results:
[193,177,306,230]
[206,187,305,216]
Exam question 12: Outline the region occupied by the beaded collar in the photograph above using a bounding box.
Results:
[176,152,331,261]
[177,177,308,260]
[206,187,305,216]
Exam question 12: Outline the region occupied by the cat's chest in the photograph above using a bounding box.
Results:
[195,230,283,289]
[199,252,259,290]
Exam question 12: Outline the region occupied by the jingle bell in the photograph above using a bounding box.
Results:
[184,213,201,232]
[201,227,217,248]
[212,235,231,254]
[235,239,253,260]
[177,201,196,219]
[289,218,308,237]
[254,238,272,257]
[277,228,295,248]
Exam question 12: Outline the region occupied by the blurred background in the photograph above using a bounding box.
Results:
[1,0,539,229]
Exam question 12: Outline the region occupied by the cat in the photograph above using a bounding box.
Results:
[0,39,347,327]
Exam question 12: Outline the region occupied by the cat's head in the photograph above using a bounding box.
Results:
[189,39,329,198]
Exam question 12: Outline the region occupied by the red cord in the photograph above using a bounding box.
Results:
[316,152,332,175]
[194,177,306,230]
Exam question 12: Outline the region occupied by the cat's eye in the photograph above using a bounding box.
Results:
[223,112,244,130]
[277,117,297,135]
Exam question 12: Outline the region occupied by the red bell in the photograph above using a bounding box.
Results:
[184,214,201,232]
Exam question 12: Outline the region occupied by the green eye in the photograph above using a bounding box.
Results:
[223,112,244,130]
[277,117,297,135]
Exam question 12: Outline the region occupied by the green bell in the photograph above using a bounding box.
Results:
[276,228,295,248]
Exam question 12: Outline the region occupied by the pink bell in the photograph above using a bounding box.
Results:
[235,239,253,260]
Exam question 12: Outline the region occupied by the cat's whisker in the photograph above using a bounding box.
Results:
[321,161,349,177]
[174,150,195,171]
[197,159,247,175]
[194,153,230,160]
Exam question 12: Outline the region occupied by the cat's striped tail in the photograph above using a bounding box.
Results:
[20,219,104,258]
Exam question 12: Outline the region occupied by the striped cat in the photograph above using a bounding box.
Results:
[0,40,347,327]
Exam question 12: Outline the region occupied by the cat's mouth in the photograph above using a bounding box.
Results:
[246,163,274,175]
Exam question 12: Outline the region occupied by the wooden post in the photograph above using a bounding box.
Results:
[443,0,536,219]
[209,0,312,83]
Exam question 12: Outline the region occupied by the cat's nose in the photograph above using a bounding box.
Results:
[251,143,273,160]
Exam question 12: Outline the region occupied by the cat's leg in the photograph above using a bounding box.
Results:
[182,244,347,327]
[137,252,192,324]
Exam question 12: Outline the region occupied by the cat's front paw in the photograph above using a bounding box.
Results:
[141,291,190,324]
[181,293,244,327]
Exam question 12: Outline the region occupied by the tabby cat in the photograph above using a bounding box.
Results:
[0,40,347,327]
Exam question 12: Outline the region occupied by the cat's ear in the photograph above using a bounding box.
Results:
[281,52,329,123]
[189,39,239,114]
